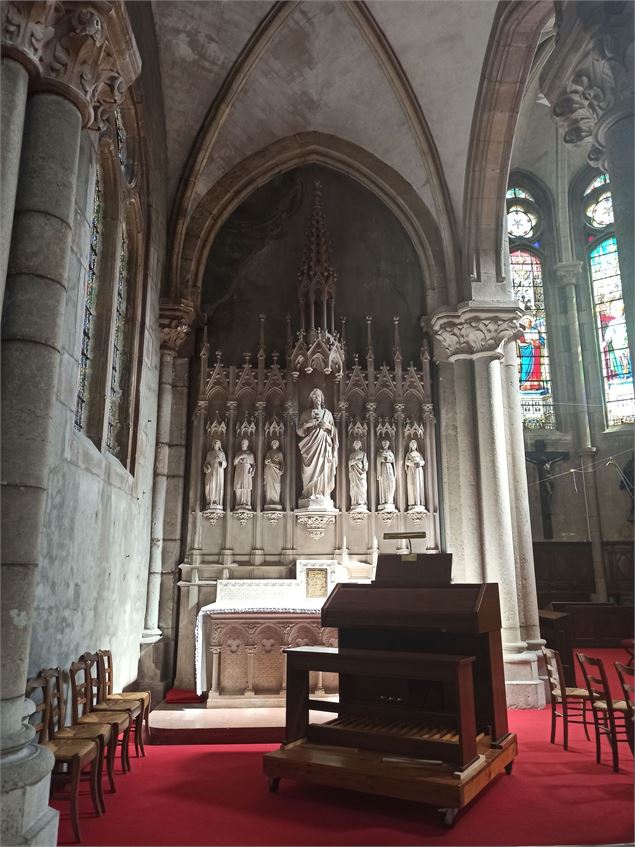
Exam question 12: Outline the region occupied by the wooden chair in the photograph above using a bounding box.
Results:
[98,648,150,754]
[26,673,102,842]
[68,662,124,794]
[82,652,143,768]
[42,667,109,812]
[615,661,634,753]
[541,646,591,750]
[577,652,631,772]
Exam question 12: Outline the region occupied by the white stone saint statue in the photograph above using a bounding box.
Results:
[233,438,255,509]
[377,439,396,510]
[405,439,426,511]
[204,439,227,510]
[263,438,285,510]
[348,439,368,510]
[296,387,338,509]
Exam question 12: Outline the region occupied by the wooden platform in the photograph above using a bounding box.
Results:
[263,731,517,827]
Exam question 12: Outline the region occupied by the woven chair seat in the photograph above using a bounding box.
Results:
[44,737,98,761]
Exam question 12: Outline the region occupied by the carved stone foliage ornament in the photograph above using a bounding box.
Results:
[3,2,142,129]
[233,510,254,528]
[202,508,223,527]
[1,0,57,76]
[430,305,523,361]
[297,513,336,539]
[541,3,634,170]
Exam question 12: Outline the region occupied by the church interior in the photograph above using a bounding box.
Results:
[1,0,633,844]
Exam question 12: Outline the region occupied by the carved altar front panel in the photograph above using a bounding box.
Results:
[202,612,338,706]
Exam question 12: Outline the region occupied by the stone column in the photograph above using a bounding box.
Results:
[555,262,608,601]
[1,1,59,301]
[221,399,237,565]
[431,304,544,707]
[1,6,140,843]
[142,316,192,641]
[541,0,634,366]
[335,400,348,556]
[252,402,265,565]
[422,403,439,548]
[366,402,378,560]
[502,341,542,645]
[281,400,296,564]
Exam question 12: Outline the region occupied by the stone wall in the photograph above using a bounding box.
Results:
[28,2,168,692]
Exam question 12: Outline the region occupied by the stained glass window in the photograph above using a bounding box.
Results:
[583,173,609,195]
[589,237,634,426]
[75,169,102,431]
[507,204,538,239]
[585,191,614,228]
[506,187,534,200]
[510,249,555,429]
[106,226,129,455]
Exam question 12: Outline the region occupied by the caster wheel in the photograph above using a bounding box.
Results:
[440,808,459,828]
[505,762,514,775]
[269,777,281,794]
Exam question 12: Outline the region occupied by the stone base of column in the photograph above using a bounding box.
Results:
[141,627,162,644]
[1,743,58,846]
[503,650,546,709]
[281,548,296,565]
[250,549,265,565]
[136,641,171,710]
[220,549,234,567]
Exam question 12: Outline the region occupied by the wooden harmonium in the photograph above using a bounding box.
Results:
[320,565,510,748]
[287,646,480,769]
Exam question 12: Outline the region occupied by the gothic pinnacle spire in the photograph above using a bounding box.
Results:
[298,181,338,334]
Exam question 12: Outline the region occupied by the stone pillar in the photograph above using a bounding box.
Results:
[431,304,544,707]
[555,263,608,601]
[1,1,59,301]
[221,399,237,565]
[0,5,140,843]
[335,400,348,556]
[252,402,265,564]
[142,314,193,641]
[281,400,296,564]
[422,403,439,548]
[541,0,634,366]
[502,341,542,645]
[366,402,377,560]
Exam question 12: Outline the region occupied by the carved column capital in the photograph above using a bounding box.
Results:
[159,300,197,353]
[429,302,523,362]
[540,2,634,171]
[554,261,585,287]
[6,1,142,129]
[1,0,58,77]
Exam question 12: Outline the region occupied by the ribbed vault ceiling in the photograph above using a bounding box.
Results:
[151,0,499,231]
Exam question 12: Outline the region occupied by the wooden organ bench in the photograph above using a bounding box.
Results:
[263,551,517,827]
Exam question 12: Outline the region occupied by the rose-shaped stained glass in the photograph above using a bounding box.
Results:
[585,191,614,228]
[508,204,538,238]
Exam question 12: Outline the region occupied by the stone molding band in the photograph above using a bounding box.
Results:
[429,303,523,361]
[1,0,141,128]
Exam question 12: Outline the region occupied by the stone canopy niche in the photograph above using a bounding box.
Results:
[175,168,441,693]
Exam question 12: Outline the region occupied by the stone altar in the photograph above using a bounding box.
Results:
[195,560,356,704]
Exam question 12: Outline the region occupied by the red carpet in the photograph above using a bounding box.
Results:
[53,707,633,846]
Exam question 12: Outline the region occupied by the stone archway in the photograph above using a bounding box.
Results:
[172,131,453,314]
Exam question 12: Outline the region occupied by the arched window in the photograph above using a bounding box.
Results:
[583,175,634,426]
[74,166,102,431]
[74,104,144,469]
[507,187,555,429]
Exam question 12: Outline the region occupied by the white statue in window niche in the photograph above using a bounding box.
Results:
[297,388,338,509]
[405,439,426,511]
[233,438,255,509]
[377,439,396,510]
[264,439,285,510]
[348,439,368,510]
[204,439,227,509]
